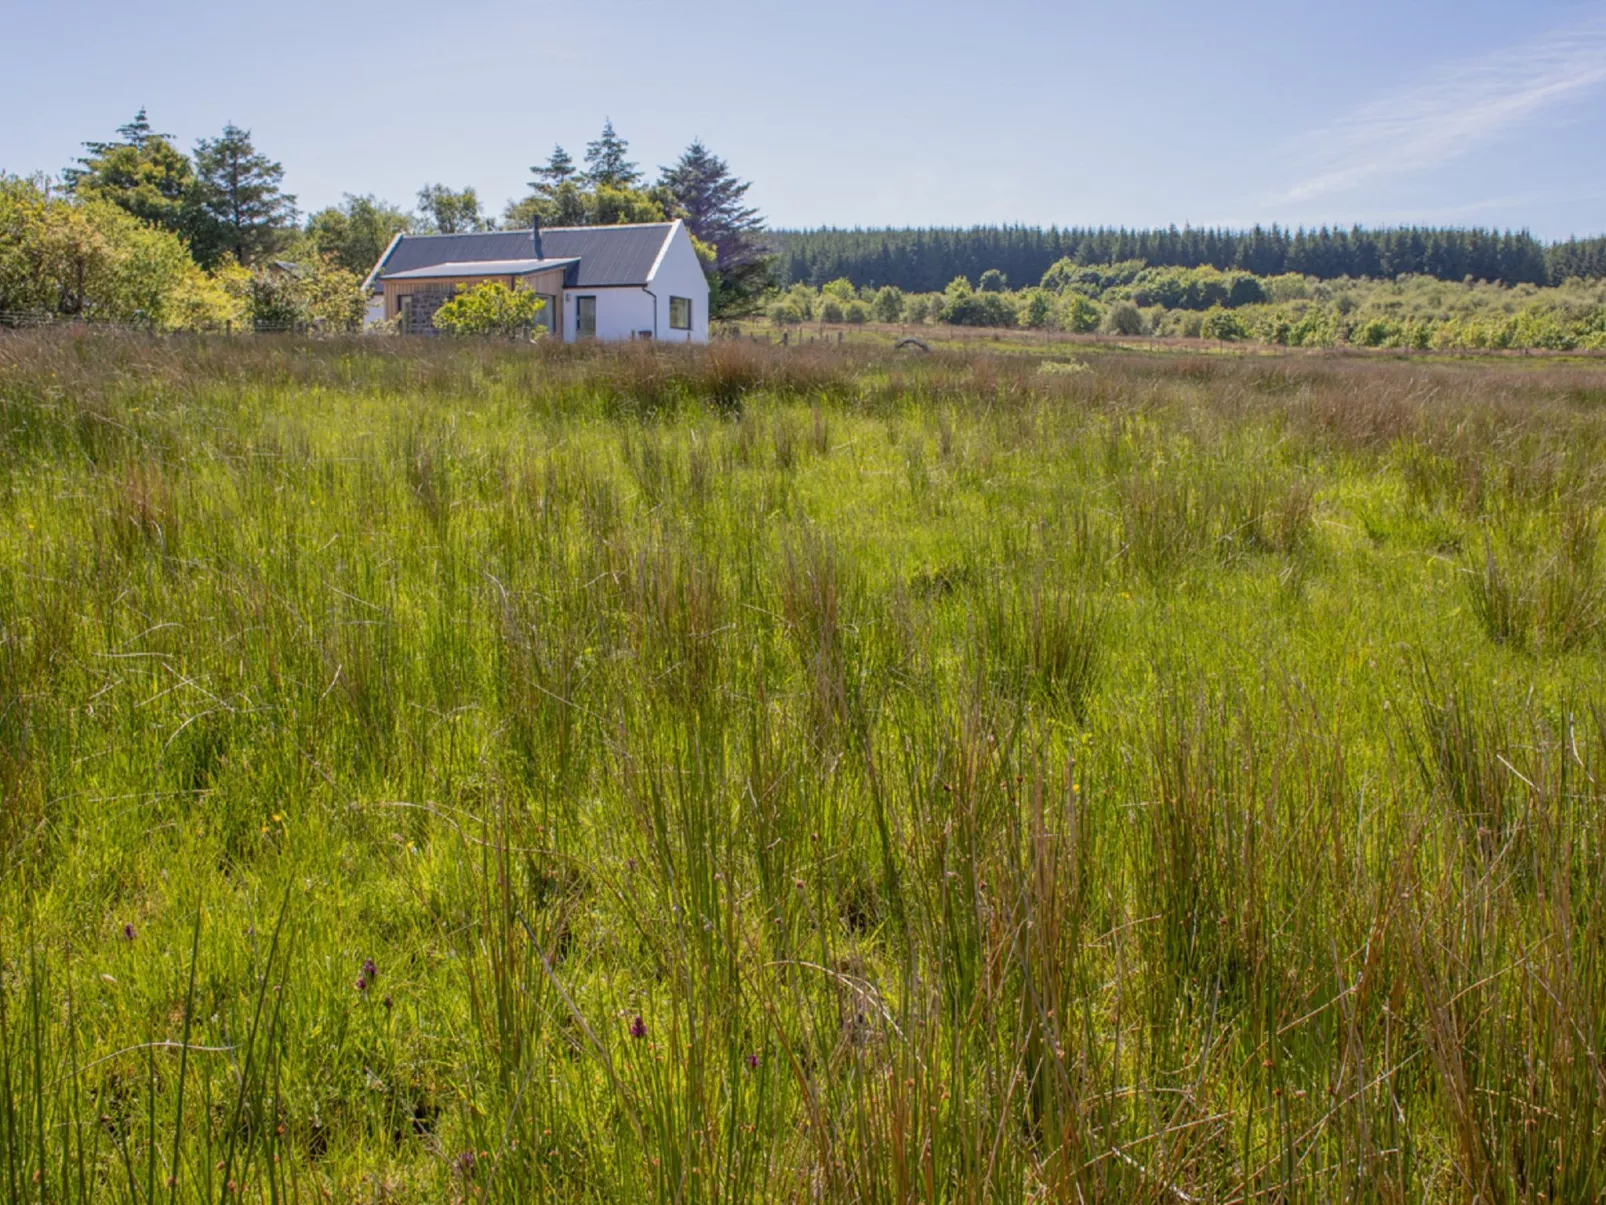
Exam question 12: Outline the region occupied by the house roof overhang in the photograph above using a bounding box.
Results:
[380,257,581,282]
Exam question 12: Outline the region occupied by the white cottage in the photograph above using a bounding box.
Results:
[364,219,709,343]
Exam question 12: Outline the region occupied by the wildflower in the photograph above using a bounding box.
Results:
[362,957,377,984]
[382,994,393,1011]
[455,1150,477,1176]
[745,1052,760,1070]
[122,923,136,942]
[630,1014,647,1040]
[355,975,368,993]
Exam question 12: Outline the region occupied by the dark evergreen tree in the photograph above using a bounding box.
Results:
[658,139,772,314]
[192,124,297,265]
[584,120,641,189]
[528,145,579,199]
[63,110,198,240]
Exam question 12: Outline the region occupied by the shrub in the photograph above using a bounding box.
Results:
[1201,307,1250,341]
[431,279,547,338]
[871,286,904,323]
[1102,301,1145,336]
[1061,292,1102,333]
[1019,288,1054,329]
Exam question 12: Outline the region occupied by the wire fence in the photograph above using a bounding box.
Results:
[0,312,347,336]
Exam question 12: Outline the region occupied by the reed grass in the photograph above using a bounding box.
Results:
[0,331,1603,1201]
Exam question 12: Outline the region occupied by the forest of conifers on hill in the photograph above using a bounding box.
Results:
[774,225,1606,292]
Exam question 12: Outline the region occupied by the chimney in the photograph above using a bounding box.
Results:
[531,215,544,260]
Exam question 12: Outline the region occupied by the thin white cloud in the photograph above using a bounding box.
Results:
[1283,9,1606,204]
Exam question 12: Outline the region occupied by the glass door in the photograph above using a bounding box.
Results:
[576,296,596,339]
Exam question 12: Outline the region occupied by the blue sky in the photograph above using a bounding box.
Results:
[4,0,1605,238]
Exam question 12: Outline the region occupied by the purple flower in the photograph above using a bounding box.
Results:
[629,1014,647,1040]
[382,994,393,1011]
[122,923,136,942]
[745,1052,760,1070]
[455,1150,477,1176]
[355,976,368,993]
[362,958,377,984]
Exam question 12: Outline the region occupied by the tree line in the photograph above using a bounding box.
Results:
[1,113,772,326]
[775,225,1606,292]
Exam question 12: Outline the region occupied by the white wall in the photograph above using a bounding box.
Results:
[558,287,658,343]
[551,222,711,344]
[647,220,711,344]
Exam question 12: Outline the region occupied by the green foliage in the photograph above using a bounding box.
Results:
[871,285,904,323]
[778,224,1564,292]
[768,298,805,325]
[584,118,642,188]
[763,261,1606,347]
[658,139,773,318]
[245,258,366,332]
[502,181,670,231]
[1,338,1603,1201]
[1102,299,1146,335]
[1019,287,1053,329]
[939,284,1016,327]
[415,183,489,234]
[429,279,547,337]
[528,144,580,197]
[0,174,222,327]
[190,124,297,266]
[1124,265,1266,310]
[64,112,199,241]
[1200,306,1250,341]
[977,267,1008,293]
[1060,290,1103,332]
[303,195,414,276]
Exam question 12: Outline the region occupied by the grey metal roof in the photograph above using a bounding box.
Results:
[375,223,675,288]
[383,257,579,281]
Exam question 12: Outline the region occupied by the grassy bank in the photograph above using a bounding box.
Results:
[1,333,1603,1202]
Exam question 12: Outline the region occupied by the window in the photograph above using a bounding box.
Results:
[669,296,692,331]
[534,294,556,334]
[575,295,597,339]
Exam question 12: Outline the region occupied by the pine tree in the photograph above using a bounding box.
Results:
[658,139,772,314]
[529,145,579,198]
[63,112,197,239]
[192,124,297,266]
[583,120,641,189]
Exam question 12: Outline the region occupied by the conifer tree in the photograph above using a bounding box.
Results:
[528,145,579,198]
[583,120,641,189]
[192,124,296,265]
[63,110,197,240]
[658,139,772,314]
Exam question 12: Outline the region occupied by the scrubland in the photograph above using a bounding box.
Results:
[0,334,1603,1202]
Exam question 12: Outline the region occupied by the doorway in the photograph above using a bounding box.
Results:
[575,296,596,339]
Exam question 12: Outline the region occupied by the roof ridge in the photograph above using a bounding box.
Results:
[541,221,673,232]
[396,223,673,240]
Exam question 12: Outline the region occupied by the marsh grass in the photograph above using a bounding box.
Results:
[0,331,1604,1200]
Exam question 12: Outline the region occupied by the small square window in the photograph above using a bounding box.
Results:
[669,296,692,330]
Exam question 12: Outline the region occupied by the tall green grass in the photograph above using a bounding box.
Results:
[0,331,1603,1201]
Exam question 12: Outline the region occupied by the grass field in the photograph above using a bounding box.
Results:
[0,332,1603,1202]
